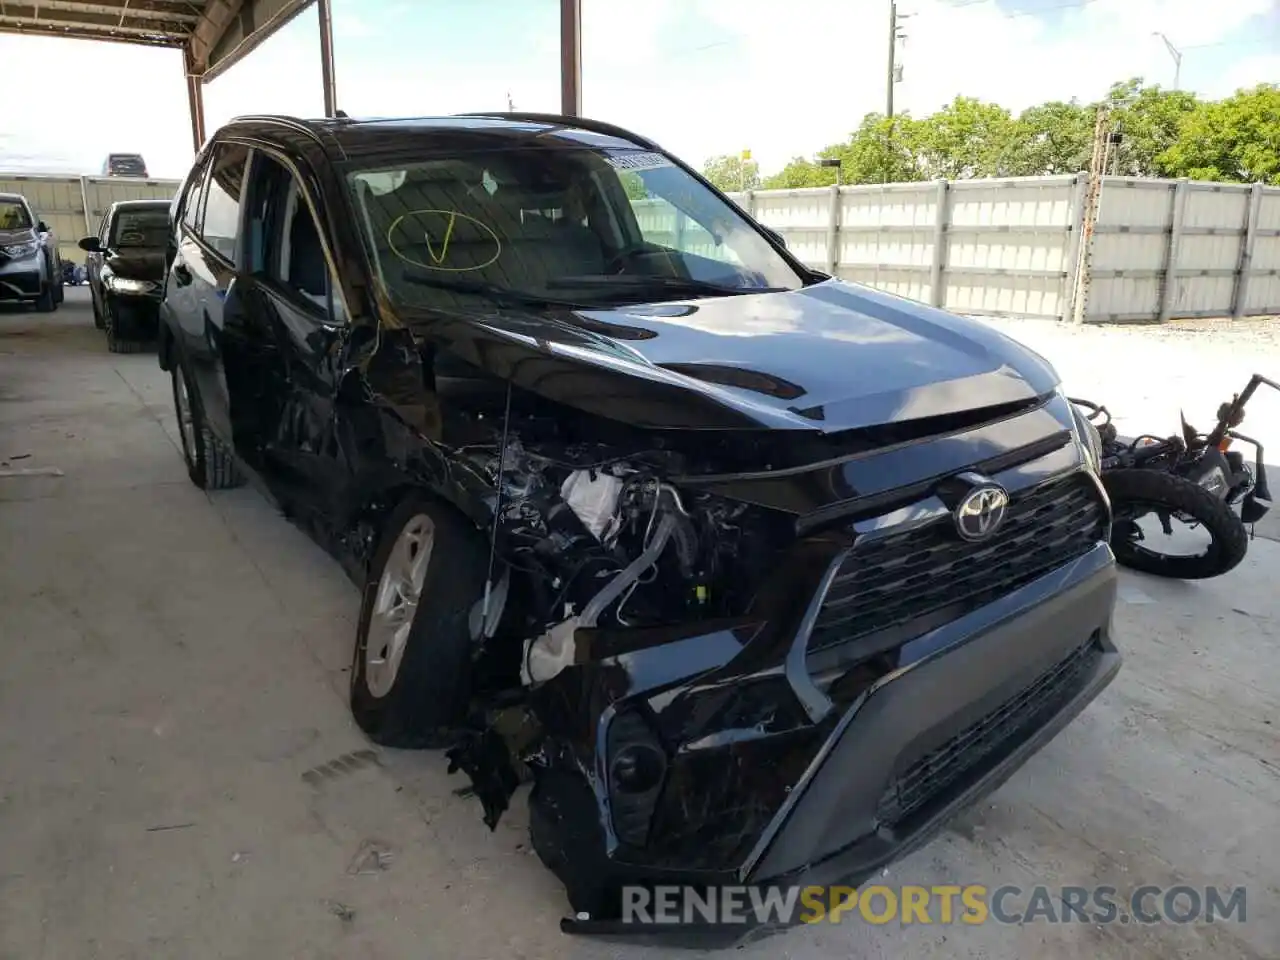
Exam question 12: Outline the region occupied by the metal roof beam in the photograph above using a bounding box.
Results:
[0,3,188,39]
[0,19,182,44]
[187,0,245,74]
[37,1,201,24]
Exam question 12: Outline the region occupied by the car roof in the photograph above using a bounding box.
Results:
[0,192,30,203]
[111,199,169,211]
[219,112,661,163]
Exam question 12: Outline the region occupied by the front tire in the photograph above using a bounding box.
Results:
[35,280,56,313]
[103,298,144,353]
[171,356,244,490]
[350,495,488,748]
[1104,468,1249,579]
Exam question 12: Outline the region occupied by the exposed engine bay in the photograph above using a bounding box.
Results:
[463,437,772,677]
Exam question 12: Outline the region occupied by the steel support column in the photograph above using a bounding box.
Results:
[560,0,581,116]
[184,49,207,153]
[317,0,338,117]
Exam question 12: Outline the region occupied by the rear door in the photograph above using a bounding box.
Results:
[168,140,250,447]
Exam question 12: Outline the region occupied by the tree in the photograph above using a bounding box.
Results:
[701,154,760,193]
[1008,100,1093,176]
[706,77,1277,188]
[760,114,924,189]
[913,96,1020,179]
[1104,79,1200,177]
[617,171,650,202]
[827,114,926,185]
[1159,84,1280,185]
[762,157,825,189]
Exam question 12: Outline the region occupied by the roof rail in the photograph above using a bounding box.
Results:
[453,111,660,150]
[226,114,328,145]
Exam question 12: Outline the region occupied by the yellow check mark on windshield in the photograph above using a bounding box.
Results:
[424,212,457,265]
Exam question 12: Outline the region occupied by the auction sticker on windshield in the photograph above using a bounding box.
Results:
[604,151,673,173]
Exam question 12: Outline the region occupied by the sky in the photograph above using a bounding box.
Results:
[1,0,1277,179]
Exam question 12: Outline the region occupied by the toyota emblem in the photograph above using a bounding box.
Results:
[954,485,1009,542]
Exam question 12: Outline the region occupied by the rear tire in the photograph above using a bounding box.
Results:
[1104,468,1249,580]
[171,356,244,490]
[350,495,488,748]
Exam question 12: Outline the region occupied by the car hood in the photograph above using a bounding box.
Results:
[105,248,165,280]
[415,279,1060,433]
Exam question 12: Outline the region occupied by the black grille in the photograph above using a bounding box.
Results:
[809,472,1103,653]
[876,635,1102,828]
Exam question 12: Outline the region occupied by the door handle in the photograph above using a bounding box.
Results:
[172,264,193,286]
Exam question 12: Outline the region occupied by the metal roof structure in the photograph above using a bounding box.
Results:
[0,0,583,151]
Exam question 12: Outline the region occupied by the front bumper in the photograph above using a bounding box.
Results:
[104,291,162,338]
[0,256,43,301]
[560,545,1119,944]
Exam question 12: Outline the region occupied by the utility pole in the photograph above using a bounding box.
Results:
[886,0,898,119]
[1153,32,1182,90]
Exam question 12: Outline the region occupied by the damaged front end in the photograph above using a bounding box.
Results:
[437,418,826,907]
[436,384,1119,940]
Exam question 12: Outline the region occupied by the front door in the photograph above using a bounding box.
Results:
[221,148,353,519]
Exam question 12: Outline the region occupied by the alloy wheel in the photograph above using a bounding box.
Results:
[174,369,197,469]
[365,514,435,698]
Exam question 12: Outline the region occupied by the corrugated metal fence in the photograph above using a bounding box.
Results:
[0,173,181,263]
[715,175,1280,322]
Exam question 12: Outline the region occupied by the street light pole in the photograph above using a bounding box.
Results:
[886,1,897,118]
[1153,31,1182,90]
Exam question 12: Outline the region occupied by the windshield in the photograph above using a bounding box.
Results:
[346,146,806,310]
[0,200,33,230]
[111,209,169,248]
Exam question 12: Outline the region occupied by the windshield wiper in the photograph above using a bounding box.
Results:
[546,274,785,298]
[399,272,585,308]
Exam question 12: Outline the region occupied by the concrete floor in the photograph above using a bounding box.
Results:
[1,289,1277,959]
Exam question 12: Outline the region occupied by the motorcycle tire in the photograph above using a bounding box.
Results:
[1103,467,1249,580]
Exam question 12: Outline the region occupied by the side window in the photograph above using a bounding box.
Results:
[180,157,209,233]
[199,142,249,261]
[245,150,347,322]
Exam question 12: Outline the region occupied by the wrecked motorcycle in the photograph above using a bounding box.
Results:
[1070,373,1276,580]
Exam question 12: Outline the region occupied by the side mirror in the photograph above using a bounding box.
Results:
[37,221,50,234]
[761,226,787,250]
[78,236,102,253]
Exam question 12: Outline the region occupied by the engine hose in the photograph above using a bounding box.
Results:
[580,512,678,628]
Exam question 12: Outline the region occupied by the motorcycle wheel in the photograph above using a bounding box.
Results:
[1103,468,1249,580]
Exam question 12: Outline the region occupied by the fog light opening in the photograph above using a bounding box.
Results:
[610,744,666,794]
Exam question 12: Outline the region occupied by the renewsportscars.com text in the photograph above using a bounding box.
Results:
[620,884,1248,927]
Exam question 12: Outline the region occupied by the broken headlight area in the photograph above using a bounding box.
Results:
[459,437,789,656]
[443,434,810,916]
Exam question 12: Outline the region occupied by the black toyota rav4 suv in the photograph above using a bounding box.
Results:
[157,113,1120,938]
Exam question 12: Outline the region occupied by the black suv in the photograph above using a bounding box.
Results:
[80,199,171,352]
[157,113,1120,936]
